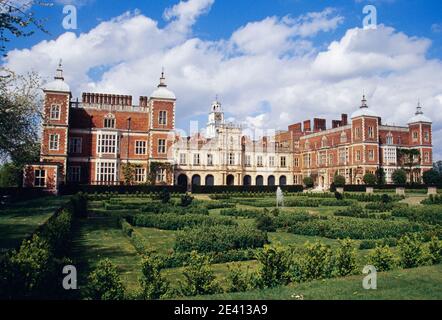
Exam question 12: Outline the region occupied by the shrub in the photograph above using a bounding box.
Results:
[397,234,428,268]
[180,193,194,207]
[220,208,262,218]
[159,188,171,204]
[303,176,314,189]
[368,245,396,272]
[273,211,318,229]
[256,214,276,232]
[334,175,346,188]
[381,193,392,203]
[70,192,88,217]
[299,242,333,281]
[334,239,357,276]
[179,251,221,296]
[335,191,343,200]
[87,259,125,300]
[392,169,407,185]
[421,194,442,205]
[175,225,268,253]
[359,238,398,250]
[363,173,376,185]
[139,255,169,300]
[428,236,442,264]
[226,264,253,293]
[255,244,291,288]
[393,206,442,225]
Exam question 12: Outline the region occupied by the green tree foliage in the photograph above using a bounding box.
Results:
[256,213,275,232]
[368,245,396,272]
[397,148,421,183]
[0,163,21,187]
[397,234,428,268]
[422,169,441,185]
[226,263,253,293]
[392,169,407,185]
[334,239,357,276]
[179,251,221,296]
[139,254,168,300]
[180,193,194,207]
[87,259,126,300]
[375,167,386,185]
[334,175,346,188]
[121,163,140,185]
[363,173,376,185]
[256,244,291,288]
[303,176,314,189]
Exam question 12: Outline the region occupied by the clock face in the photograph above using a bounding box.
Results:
[215,113,222,121]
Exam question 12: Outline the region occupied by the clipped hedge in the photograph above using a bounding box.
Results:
[175,225,268,253]
[192,185,304,194]
[128,213,236,230]
[141,202,209,215]
[287,216,429,240]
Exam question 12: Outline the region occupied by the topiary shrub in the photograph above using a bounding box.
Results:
[392,169,407,185]
[159,188,171,204]
[334,175,346,188]
[368,245,396,272]
[256,213,276,232]
[180,193,194,207]
[299,241,333,281]
[303,176,314,189]
[139,254,169,300]
[334,239,357,276]
[397,234,429,268]
[363,173,376,185]
[255,244,291,288]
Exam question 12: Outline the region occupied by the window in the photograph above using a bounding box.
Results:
[158,139,166,154]
[412,131,418,141]
[339,149,347,164]
[424,152,430,163]
[303,154,311,168]
[159,111,167,125]
[321,136,327,148]
[50,105,60,120]
[49,134,59,151]
[328,154,334,166]
[193,154,200,166]
[96,162,116,183]
[280,156,286,168]
[257,156,263,167]
[229,153,235,165]
[68,166,81,182]
[69,137,82,154]
[368,126,374,138]
[269,156,275,167]
[386,134,393,145]
[294,157,299,167]
[97,134,117,154]
[340,132,347,144]
[135,168,146,183]
[355,127,361,139]
[179,154,187,165]
[424,131,429,142]
[156,168,166,183]
[383,147,397,164]
[356,150,361,161]
[135,140,147,155]
[34,169,46,187]
[368,150,374,161]
[104,115,116,129]
[207,154,213,166]
[245,155,251,167]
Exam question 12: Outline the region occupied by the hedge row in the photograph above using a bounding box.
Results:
[0,194,84,299]
[234,197,352,208]
[392,206,442,226]
[287,216,429,240]
[175,225,268,253]
[141,202,209,215]
[192,185,304,194]
[422,195,442,205]
[128,213,236,230]
[59,184,187,195]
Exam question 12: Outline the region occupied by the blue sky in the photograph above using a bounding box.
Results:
[3,0,442,160]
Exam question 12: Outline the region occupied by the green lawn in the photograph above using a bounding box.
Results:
[71,216,142,292]
[0,196,70,251]
[191,264,442,300]
[134,227,176,254]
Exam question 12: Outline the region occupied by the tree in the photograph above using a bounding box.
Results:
[368,245,396,272]
[334,239,357,276]
[333,175,346,188]
[0,70,42,165]
[0,163,21,187]
[0,1,51,57]
[397,148,421,183]
[363,173,376,185]
[256,244,291,288]
[139,255,168,300]
[397,234,428,269]
[392,169,407,185]
[121,163,140,185]
[434,161,442,175]
[87,259,125,300]
[303,176,314,189]
[375,167,386,185]
[422,169,441,185]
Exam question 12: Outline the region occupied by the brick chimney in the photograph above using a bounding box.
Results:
[303,120,311,132]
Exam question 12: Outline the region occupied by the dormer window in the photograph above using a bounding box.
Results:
[104,114,116,128]
[321,136,328,148]
[386,133,393,145]
[50,105,60,120]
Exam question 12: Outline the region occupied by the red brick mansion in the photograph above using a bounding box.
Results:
[23,64,433,192]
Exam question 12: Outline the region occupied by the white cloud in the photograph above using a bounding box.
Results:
[3,0,442,160]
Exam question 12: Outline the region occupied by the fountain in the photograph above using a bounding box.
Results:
[276,187,284,208]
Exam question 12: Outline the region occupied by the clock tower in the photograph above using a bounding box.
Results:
[206,98,224,138]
